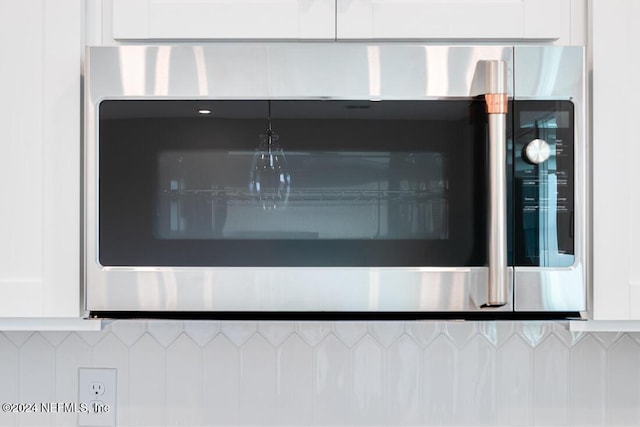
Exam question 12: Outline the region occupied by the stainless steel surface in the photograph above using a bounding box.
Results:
[84,44,586,314]
[487,113,508,306]
[88,267,511,312]
[485,60,508,95]
[524,138,551,164]
[86,44,513,99]
[513,46,586,312]
[483,60,509,307]
[85,44,514,314]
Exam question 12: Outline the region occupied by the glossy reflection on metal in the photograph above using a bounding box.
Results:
[86,44,514,99]
[482,59,509,307]
[84,44,586,315]
[87,267,514,312]
[513,46,586,312]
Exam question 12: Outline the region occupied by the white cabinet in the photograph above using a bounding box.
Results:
[112,0,336,40]
[0,0,82,319]
[337,0,571,41]
[110,0,579,43]
[592,0,640,321]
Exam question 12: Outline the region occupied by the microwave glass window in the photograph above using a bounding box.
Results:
[98,100,488,267]
[155,150,448,240]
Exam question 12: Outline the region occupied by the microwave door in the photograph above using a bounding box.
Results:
[91,98,513,314]
[85,45,520,315]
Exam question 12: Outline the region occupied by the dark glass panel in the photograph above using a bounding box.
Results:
[99,100,488,267]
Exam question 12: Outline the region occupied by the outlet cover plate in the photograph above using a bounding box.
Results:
[78,368,117,427]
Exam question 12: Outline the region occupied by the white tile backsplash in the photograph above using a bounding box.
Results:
[165,334,203,426]
[239,334,277,426]
[605,336,640,426]
[203,334,240,425]
[19,334,56,427]
[276,334,313,426]
[0,333,19,427]
[532,335,569,426]
[422,335,457,425]
[387,335,421,425]
[569,335,606,426]
[129,334,165,426]
[314,333,351,426]
[1,321,640,426]
[496,335,532,426]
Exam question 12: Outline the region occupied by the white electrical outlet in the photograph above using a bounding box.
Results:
[78,368,117,427]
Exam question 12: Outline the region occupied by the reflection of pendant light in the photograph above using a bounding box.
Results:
[249,100,291,211]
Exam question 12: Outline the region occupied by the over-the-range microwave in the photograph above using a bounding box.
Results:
[84,44,587,319]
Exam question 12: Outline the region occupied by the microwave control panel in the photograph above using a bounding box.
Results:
[513,100,574,267]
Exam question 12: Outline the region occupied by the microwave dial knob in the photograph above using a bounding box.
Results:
[524,138,551,164]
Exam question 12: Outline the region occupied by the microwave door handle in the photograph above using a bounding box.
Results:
[484,60,508,307]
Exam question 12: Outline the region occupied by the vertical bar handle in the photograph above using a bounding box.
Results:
[484,60,508,306]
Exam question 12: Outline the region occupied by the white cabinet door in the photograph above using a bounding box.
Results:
[113,0,335,40]
[0,0,81,317]
[592,0,640,320]
[337,0,570,41]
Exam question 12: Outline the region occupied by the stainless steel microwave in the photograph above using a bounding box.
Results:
[84,44,587,318]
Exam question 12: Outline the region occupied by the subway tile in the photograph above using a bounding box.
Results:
[184,320,220,347]
[569,335,605,426]
[3,331,34,347]
[239,334,277,426]
[6,323,640,427]
[296,321,331,346]
[533,335,569,426]
[258,321,295,347]
[423,335,457,426]
[443,321,476,349]
[496,335,532,426]
[605,335,640,426]
[627,331,640,345]
[593,331,624,349]
[406,321,440,348]
[313,333,351,426]
[333,321,369,347]
[92,333,130,426]
[387,334,422,425]
[76,327,109,346]
[352,335,385,426]
[147,320,184,347]
[40,331,70,347]
[203,334,240,426]
[552,321,584,348]
[55,334,91,427]
[109,319,148,347]
[457,335,496,426]
[478,321,516,347]
[0,334,19,427]
[129,334,165,426]
[369,321,405,347]
[220,321,257,347]
[276,333,313,426]
[165,334,204,426]
[520,321,551,347]
[19,334,56,427]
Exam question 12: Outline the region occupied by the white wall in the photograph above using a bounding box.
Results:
[0,320,638,427]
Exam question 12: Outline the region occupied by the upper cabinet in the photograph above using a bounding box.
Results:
[110,0,577,43]
[591,0,640,321]
[112,0,336,40]
[337,0,569,41]
[0,0,81,319]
